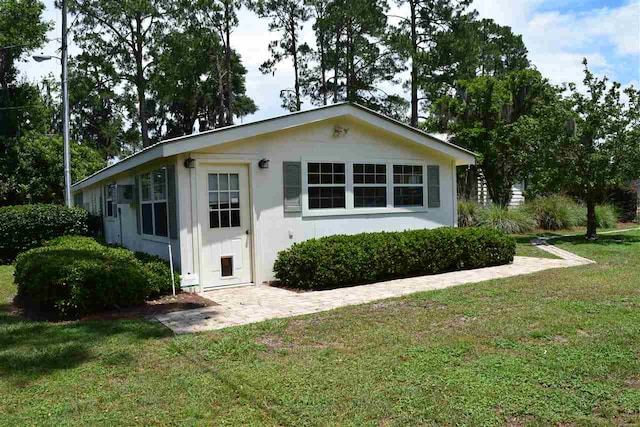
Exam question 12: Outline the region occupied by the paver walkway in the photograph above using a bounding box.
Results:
[156,244,593,333]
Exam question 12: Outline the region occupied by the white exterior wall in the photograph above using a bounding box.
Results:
[182,117,459,285]
[75,161,182,270]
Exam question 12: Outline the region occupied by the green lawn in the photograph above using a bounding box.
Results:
[1,231,640,425]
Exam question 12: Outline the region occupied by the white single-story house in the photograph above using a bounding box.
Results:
[71,103,476,292]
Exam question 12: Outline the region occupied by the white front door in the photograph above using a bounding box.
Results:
[199,164,252,289]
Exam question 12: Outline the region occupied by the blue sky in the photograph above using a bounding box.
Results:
[19,0,640,123]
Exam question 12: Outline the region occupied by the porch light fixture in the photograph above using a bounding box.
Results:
[184,158,196,169]
[258,158,270,169]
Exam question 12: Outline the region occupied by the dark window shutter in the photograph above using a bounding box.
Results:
[167,166,178,239]
[134,175,141,235]
[427,165,441,208]
[283,162,302,212]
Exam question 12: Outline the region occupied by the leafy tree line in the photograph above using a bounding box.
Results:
[2,0,638,240]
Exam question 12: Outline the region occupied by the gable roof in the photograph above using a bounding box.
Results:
[72,102,476,191]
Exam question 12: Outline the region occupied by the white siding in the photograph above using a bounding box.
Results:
[76,162,181,270]
[182,116,459,284]
[477,176,525,207]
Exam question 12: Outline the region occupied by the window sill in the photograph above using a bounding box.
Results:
[303,206,429,218]
[141,233,170,244]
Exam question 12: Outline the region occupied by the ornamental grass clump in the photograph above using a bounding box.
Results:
[476,205,536,234]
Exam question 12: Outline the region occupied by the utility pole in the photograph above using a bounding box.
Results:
[62,0,71,207]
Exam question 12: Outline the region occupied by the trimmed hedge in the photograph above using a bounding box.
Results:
[14,236,180,318]
[0,204,89,263]
[273,227,515,290]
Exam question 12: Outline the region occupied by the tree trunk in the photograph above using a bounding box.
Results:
[134,16,150,148]
[409,0,418,127]
[320,31,327,105]
[224,2,233,126]
[290,16,301,111]
[586,197,597,240]
[333,27,340,101]
[215,56,225,128]
[345,22,353,102]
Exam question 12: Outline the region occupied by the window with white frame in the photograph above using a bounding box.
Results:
[353,163,387,208]
[307,162,346,209]
[140,168,168,237]
[393,165,424,207]
[105,184,115,217]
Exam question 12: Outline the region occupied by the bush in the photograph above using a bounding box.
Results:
[273,227,515,290]
[477,205,536,234]
[14,236,180,318]
[524,195,583,230]
[0,204,89,263]
[458,199,480,227]
[594,204,619,228]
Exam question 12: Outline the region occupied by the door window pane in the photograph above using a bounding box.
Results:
[230,210,240,227]
[219,174,228,190]
[220,210,230,228]
[208,174,218,191]
[210,211,220,228]
[230,174,239,190]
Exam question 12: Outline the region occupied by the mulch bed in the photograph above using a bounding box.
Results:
[9,292,218,322]
[81,292,219,321]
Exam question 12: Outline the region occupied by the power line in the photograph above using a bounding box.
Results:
[0,104,43,111]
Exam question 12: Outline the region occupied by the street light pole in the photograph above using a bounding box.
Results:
[61,0,71,207]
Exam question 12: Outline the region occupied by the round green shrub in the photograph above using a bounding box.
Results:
[0,204,89,263]
[477,205,536,234]
[14,236,180,318]
[273,227,515,290]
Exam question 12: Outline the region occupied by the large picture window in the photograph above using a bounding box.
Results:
[140,168,168,237]
[307,162,345,209]
[393,165,423,207]
[353,163,387,208]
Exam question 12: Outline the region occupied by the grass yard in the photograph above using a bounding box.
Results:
[1,231,640,425]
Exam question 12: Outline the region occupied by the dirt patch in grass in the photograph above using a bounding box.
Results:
[624,377,640,389]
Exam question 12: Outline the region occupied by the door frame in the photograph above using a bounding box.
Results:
[191,155,258,291]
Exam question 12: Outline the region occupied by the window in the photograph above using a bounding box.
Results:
[106,184,115,217]
[393,165,423,207]
[354,163,387,208]
[209,173,241,228]
[308,163,345,209]
[140,169,168,237]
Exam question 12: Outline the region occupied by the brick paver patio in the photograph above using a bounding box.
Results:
[155,245,593,334]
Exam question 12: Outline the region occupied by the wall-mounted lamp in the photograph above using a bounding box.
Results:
[184,158,196,169]
[258,158,270,169]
